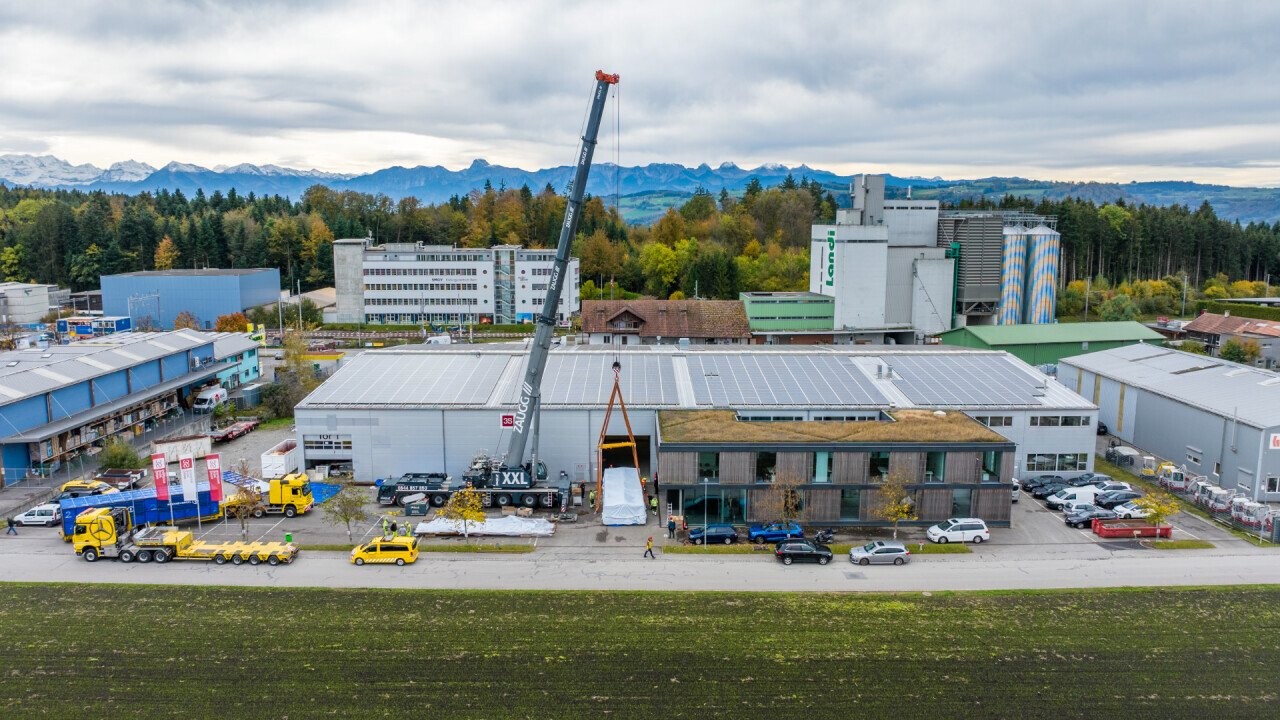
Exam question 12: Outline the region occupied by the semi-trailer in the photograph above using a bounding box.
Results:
[58,481,222,539]
[70,506,298,565]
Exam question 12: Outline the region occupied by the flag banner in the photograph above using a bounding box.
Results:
[151,453,169,501]
[179,454,198,501]
[205,454,223,503]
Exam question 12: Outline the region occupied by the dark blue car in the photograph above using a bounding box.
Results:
[748,521,804,544]
[688,524,740,545]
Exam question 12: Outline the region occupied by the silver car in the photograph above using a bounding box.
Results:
[848,540,912,566]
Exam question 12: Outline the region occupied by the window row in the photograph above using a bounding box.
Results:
[365,268,480,276]
[1030,415,1091,427]
[973,415,1013,427]
[365,283,480,292]
[696,450,1002,485]
[1025,453,1090,472]
[366,297,480,306]
[367,313,481,323]
[303,436,353,451]
[530,268,553,276]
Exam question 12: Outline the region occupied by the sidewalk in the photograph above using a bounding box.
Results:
[0,409,209,520]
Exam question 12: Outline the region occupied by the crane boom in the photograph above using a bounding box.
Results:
[504,70,619,472]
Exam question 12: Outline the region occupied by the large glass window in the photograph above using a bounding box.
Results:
[839,488,861,521]
[926,452,946,483]
[683,487,747,525]
[756,452,777,483]
[981,451,1001,483]
[951,488,972,517]
[869,451,891,481]
[697,452,719,482]
[813,452,832,484]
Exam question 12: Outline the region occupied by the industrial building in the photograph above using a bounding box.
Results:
[0,330,258,485]
[101,268,281,330]
[0,282,65,324]
[936,210,1059,326]
[333,239,580,326]
[581,300,750,345]
[809,175,955,343]
[294,345,1098,526]
[1059,344,1280,502]
[937,322,1164,366]
[1183,311,1280,369]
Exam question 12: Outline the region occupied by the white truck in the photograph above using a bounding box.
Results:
[261,439,301,479]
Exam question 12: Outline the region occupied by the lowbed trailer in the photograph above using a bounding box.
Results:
[210,420,260,443]
[71,506,299,566]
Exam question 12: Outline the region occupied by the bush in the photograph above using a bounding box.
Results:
[97,437,145,469]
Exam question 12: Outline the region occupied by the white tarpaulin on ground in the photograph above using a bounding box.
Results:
[602,466,646,526]
[414,515,555,536]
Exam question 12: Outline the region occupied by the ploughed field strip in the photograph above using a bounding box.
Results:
[0,583,1277,719]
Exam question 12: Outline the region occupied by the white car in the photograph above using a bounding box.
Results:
[1089,481,1133,494]
[926,517,990,544]
[14,503,61,527]
[1113,501,1151,519]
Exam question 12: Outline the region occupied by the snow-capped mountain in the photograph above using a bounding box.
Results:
[98,160,157,183]
[0,154,104,185]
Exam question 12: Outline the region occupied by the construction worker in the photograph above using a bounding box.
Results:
[643,536,655,559]
[649,495,658,516]
[588,488,597,508]
[380,517,390,538]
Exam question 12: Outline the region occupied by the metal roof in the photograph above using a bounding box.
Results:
[298,345,1093,412]
[940,322,1165,346]
[1060,343,1280,429]
[0,331,219,406]
[105,268,275,277]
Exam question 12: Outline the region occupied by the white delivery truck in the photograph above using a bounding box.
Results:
[261,439,301,479]
[192,386,228,413]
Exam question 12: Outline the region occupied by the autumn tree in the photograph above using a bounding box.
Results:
[225,459,265,540]
[873,471,917,540]
[752,472,805,529]
[173,310,200,330]
[153,235,180,270]
[436,487,486,539]
[214,312,250,333]
[1133,491,1181,533]
[1219,338,1261,364]
[322,482,372,543]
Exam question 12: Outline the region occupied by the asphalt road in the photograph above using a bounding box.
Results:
[1,540,1276,592]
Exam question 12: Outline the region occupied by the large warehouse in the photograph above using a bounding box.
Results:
[1059,344,1280,502]
[295,345,1098,526]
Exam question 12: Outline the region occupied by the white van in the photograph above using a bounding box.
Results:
[14,503,61,527]
[1046,486,1101,511]
[926,518,990,544]
[192,386,228,413]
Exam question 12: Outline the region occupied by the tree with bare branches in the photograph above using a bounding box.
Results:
[873,471,917,540]
[752,472,805,529]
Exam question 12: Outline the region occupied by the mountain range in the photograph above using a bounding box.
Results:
[3,153,1279,225]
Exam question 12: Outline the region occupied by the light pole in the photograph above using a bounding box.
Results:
[1182,274,1188,317]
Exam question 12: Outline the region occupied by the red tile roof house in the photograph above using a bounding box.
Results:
[581,300,752,346]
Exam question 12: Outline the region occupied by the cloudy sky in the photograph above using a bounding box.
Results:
[1,0,1277,185]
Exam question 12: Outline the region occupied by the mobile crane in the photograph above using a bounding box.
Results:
[460,70,619,502]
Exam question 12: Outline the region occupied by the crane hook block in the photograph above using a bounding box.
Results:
[595,70,620,84]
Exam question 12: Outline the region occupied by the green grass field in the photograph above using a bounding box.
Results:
[2,584,1278,718]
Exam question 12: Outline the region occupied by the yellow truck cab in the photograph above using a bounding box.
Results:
[56,479,119,501]
[351,536,419,566]
[225,472,316,518]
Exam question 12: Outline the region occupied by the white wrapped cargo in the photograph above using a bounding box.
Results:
[601,466,646,526]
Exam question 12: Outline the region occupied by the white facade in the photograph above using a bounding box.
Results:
[883,200,941,247]
[0,282,53,324]
[334,240,579,325]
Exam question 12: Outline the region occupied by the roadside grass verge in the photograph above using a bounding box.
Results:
[1,583,1278,718]
[297,543,356,551]
[1152,539,1216,550]
[253,416,294,430]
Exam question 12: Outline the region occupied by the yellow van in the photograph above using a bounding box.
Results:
[350,537,419,566]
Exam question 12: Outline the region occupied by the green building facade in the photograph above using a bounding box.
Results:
[740,292,834,332]
[936,321,1164,365]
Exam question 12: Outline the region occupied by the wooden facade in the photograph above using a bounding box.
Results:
[832,452,868,484]
[719,452,755,484]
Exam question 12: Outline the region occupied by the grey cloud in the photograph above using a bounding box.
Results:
[0,0,1276,183]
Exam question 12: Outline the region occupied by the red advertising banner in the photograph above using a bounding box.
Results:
[151,453,169,501]
[205,453,222,503]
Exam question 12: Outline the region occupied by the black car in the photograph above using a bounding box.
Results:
[1022,475,1064,492]
[688,524,739,545]
[774,539,833,566]
[1031,482,1069,499]
[1097,421,1109,436]
[1064,505,1118,528]
[1095,490,1143,509]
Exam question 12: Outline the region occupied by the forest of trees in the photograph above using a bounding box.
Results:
[0,177,1277,314]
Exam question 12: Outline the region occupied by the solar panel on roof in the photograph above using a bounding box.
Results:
[685,354,887,406]
[886,354,1041,406]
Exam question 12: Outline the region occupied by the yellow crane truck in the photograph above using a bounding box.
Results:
[71,506,299,566]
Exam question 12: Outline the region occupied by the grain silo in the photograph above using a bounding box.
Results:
[997,226,1028,325]
[1023,224,1061,324]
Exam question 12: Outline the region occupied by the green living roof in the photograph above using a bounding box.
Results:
[941,321,1164,346]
